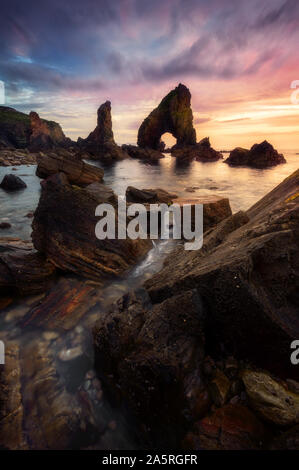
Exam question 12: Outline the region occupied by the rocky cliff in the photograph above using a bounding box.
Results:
[0,106,72,150]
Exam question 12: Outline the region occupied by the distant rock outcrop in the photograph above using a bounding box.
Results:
[121,144,164,161]
[0,106,72,151]
[172,137,223,162]
[137,84,197,150]
[78,101,128,161]
[225,141,286,168]
[29,111,72,151]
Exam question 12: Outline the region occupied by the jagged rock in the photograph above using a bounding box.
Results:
[242,370,299,427]
[0,238,56,295]
[183,404,268,450]
[78,102,128,161]
[36,151,104,186]
[0,106,72,150]
[172,137,223,162]
[137,84,196,150]
[32,173,151,281]
[0,174,27,191]
[225,141,286,168]
[87,101,115,145]
[29,111,72,151]
[121,144,164,161]
[145,169,299,379]
[196,137,223,162]
[93,288,206,446]
[125,186,177,204]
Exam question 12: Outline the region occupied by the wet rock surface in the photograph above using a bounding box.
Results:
[20,276,102,331]
[225,140,286,168]
[0,238,55,295]
[183,404,268,450]
[93,288,206,446]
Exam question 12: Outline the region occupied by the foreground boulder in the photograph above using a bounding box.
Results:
[0,174,27,191]
[93,288,206,446]
[0,238,55,295]
[137,84,196,150]
[121,144,164,162]
[36,151,104,186]
[174,195,232,230]
[32,173,151,281]
[145,169,299,379]
[78,101,128,161]
[225,141,286,168]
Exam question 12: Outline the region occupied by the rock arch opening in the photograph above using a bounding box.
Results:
[160,132,177,150]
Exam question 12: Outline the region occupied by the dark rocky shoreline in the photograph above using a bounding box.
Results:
[0,84,298,450]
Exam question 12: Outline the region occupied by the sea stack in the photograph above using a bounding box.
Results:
[137,83,197,150]
[78,101,128,161]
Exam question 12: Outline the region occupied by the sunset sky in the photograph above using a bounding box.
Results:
[1,0,299,149]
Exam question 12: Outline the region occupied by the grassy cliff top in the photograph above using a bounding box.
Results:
[0,106,59,127]
[0,106,31,124]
